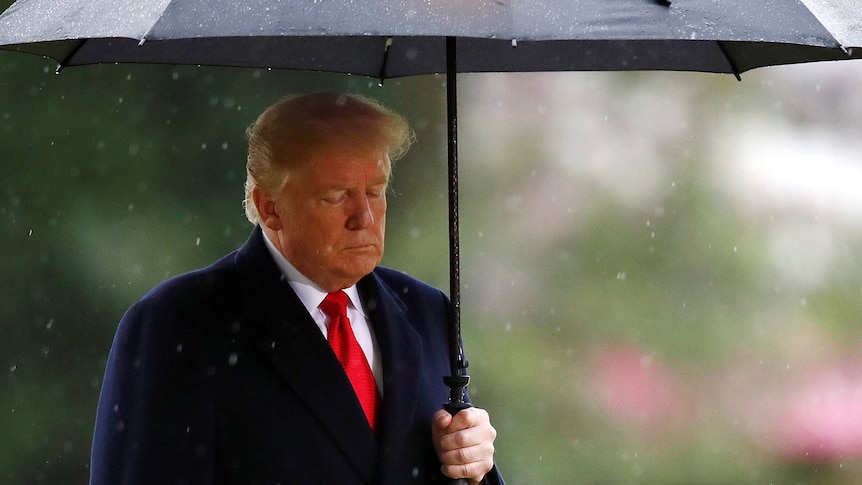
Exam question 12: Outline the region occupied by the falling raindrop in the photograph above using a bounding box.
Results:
[228,353,239,366]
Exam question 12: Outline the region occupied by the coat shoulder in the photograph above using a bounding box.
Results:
[115,250,242,352]
[372,266,447,301]
[138,250,239,310]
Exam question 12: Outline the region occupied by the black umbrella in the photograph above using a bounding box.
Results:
[2,0,861,420]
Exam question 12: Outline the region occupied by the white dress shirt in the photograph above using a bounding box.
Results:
[261,232,383,393]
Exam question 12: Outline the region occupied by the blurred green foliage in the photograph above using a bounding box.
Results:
[2,51,862,484]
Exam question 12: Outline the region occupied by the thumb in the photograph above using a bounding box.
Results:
[432,409,453,431]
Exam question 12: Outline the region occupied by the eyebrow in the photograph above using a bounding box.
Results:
[318,177,389,193]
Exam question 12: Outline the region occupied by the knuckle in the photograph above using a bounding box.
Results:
[455,446,472,463]
[457,463,473,479]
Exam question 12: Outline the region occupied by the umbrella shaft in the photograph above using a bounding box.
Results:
[446,36,466,380]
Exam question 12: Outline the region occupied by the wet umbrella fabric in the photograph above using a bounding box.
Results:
[2,0,861,415]
[1,0,861,76]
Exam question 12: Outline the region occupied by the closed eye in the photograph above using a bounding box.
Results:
[367,183,388,199]
[321,191,348,205]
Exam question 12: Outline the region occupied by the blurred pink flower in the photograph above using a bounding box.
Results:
[724,350,862,463]
[772,364,862,462]
[588,345,687,432]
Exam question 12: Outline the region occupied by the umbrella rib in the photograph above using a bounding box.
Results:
[55,40,87,73]
[137,0,175,45]
[377,37,393,84]
[716,41,742,81]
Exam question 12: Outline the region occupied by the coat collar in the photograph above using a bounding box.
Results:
[234,227,424,482]
[357,272,423,481]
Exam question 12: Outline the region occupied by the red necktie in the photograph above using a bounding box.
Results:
[320,291,380,431]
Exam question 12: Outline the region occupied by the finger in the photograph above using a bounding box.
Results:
[438,441,495,466]
[444,407,489,433]
[439,450,495,483]
[437,424,497,461]
[437,418,497,452]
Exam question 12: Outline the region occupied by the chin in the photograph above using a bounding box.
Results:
[339,259,380,281]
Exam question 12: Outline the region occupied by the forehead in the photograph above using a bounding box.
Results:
[293,143,391,184]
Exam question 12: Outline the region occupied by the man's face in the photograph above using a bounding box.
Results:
[270,143,389,291]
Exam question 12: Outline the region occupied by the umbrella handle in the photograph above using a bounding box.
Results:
[442,400,474,485]
[443,375,473,485]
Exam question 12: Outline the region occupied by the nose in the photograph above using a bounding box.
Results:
[346,193,374,230]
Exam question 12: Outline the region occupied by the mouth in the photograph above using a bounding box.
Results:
[343,243,377,252]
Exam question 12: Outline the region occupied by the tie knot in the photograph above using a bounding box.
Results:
[320,290,349,319]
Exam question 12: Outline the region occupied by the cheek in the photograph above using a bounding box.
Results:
[375,200,387,228]
[375,212,386,239]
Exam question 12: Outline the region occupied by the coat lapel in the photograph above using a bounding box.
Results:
[234,228,378,482]
[358,272,424,481]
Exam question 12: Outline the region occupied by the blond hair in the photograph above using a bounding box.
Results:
[243,92,414,224]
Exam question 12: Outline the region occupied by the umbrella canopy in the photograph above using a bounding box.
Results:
[2,0,861,417]
[1,0,861,76]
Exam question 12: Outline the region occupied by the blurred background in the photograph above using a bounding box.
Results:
[1,51,861,483]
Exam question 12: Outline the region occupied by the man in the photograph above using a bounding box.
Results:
[90,92,503,485]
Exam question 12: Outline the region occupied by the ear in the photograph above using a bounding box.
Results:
[253,186,283,231]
